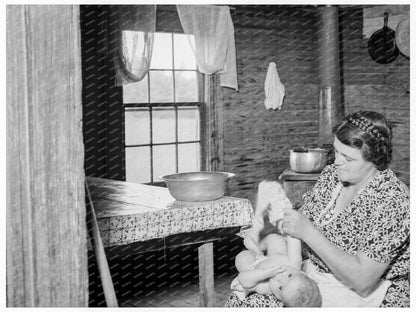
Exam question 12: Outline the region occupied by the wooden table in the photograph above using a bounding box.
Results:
[86,176,254,307]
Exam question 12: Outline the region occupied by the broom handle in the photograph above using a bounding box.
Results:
[85,179,118,307]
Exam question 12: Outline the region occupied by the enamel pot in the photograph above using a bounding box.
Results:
[289,148,328,173]
[368,12,399,64]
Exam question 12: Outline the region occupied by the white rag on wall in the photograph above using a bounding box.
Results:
[264,62,285,110]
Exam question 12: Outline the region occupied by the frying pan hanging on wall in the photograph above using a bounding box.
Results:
[368,12,399,64]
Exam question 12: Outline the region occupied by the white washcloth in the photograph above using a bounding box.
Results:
[264,62,285,110]
[303,259,391,307]
[256,181,292,225]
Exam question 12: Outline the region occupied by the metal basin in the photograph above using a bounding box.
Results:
[160,171,235,202]
[289,148,328,173]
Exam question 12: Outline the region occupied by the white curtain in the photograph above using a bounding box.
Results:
[114,5,156,86]
[177,5,238,91]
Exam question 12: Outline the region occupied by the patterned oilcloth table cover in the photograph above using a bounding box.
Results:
[87,177,254,247]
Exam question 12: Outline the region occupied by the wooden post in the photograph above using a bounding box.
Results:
[6,5,87,306]
[204,75,224,172]
[198,242,215,307]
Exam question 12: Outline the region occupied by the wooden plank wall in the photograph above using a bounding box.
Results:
[6,5,88,306]
[223,6,321,202]
[339,7,410,186]
[222,5,409,203]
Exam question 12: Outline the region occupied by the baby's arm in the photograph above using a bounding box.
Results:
[242,280,272,296]
[238,266,280,289]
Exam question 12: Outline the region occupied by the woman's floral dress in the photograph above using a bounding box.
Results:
[225,165,410,307]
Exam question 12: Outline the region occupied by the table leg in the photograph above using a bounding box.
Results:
[198,242,215,307]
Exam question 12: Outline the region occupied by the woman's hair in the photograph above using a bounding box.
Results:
[283,274,322,307]
[333,111,393,170]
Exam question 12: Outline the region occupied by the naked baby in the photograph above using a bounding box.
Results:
[231,181,322,307]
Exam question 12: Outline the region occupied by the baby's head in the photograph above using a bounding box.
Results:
[269,267,321,307]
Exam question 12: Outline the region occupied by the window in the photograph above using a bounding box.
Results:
[123,32,203,184]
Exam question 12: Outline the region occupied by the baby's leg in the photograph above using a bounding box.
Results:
[259,233,288,256]
[235,249,257,272]
[244,232,264,256]
[244,216,265,255]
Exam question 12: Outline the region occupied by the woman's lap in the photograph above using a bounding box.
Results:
[225,279,409,307]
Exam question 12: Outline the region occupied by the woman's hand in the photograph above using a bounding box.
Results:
[281,208,314,240]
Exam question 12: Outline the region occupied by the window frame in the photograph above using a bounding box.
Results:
[122,32,208,185]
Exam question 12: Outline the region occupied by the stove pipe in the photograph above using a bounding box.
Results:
[317,6,344,147]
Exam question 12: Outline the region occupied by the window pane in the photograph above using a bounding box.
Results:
[124,30,203,186]
[151,33,172,69]
[150,71,173,102]
[125,108,150,145]
[152,107,175,144]
[153,145,176,178]
[178,143,200,173]
[174,34,196,70]
[175,71,198,102]
[178,107,199,141]
[126,146,151,183]
[123,78,148,103]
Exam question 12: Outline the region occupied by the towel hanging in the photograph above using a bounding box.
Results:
[264,62,285,110]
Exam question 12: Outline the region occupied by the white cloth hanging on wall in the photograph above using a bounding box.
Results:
[177,5,238,91]
[264,62,285,110]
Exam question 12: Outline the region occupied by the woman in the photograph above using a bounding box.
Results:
[225,111,410,307]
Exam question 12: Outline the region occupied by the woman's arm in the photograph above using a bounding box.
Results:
[303,225,389,296]
[282,209,389,297]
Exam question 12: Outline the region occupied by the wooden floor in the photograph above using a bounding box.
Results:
[119,271,235,307]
